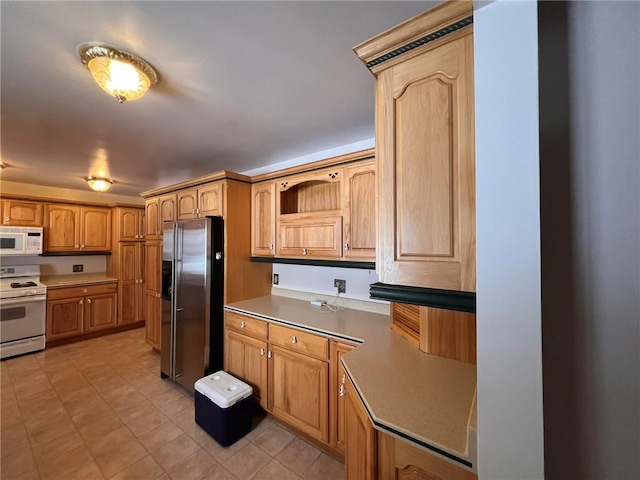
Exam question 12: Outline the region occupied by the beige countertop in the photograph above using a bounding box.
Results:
[42,273,118,289]
[225,295,477,467]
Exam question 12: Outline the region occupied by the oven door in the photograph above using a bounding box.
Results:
[0,295,47,343]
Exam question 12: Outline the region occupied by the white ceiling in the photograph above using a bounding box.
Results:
[1,1,434,197]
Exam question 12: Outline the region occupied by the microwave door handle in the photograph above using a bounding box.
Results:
[0,295,47,306]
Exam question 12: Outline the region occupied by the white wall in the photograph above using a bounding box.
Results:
[474,1,544,479]
[539,1,640,478]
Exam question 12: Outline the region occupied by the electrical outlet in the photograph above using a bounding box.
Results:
[73,264,84,273]
[334,279,346,294]
[273,273,279,285]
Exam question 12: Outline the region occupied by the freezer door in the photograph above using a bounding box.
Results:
[160,222,177,380]
[174,218,210,392]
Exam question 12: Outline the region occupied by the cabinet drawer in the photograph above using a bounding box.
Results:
[225,311,268,340]
[269,323,329,361]
[47,282,117,301]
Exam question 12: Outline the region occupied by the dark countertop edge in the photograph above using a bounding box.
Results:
[223,301,473,467]
[42,277,118,288]
[250,256,375,270]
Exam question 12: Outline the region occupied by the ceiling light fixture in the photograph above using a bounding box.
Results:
[85,176,115,192]
[77,43,159,103]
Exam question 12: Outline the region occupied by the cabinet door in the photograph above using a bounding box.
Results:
[331,341,355,454]
[46,297,83,340]
[198,183,223,217]
[145,240,162,293]
[2,200,43,226]
[45,204,80,252]
[377,33,475,291]
[344,373,377,480]
[251,183,276,256]
[278,215,343,258]
[225,330,268,410]
[81,207,111,251]
[118,242,142,325]
[343,162,376,260]
[145,199,160,238]
[119,208,142,241]
[145,291,161,349]
[268,344,329,442]
[160,194,177,228]
[177,189,198,220]
[84,293,117,332]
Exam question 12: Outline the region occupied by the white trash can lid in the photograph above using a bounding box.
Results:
[195,371,253,408]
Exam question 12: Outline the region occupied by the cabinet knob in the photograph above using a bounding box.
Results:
[269,243,274,250]
[302,248,307,255]
[267,351,272,359]
[75,244,80,248]
[86,299,91,304]
[83,288,87,294]
[240,321,246,328]
[291,335,297,344]
[4,216,9,221]
[341,374,345,384]
[339,385,346,397]
[260,348,265,356]
[79,299,83,305]
[344,243,350,251]
[135,235,139,239]
[80,244,85,249]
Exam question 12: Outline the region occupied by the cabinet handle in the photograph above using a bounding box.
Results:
[80,244,85,249]
[267,350,272,359]
[86,299,91,304]
[269,243,274,250]
[196,208,200,215]
[341,374,345,384]
[79,299,83,305]
[240,321,246,328]
[344,243,350,251]
[302,248,307,255]
[291,336,297,344]
[75,244,80,248]
[260,348,265,356]
[339,384,346,397]
[135,234,139,239]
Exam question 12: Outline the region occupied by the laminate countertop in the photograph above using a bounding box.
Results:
[225,295,477,468]
[41,273,118,289]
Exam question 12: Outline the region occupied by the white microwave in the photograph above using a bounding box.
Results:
[0,226,44,255]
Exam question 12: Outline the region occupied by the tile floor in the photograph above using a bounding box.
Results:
[0,328,345,480]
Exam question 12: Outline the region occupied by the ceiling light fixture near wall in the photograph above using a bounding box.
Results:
[77,43,159,103]
[85,176,114,192]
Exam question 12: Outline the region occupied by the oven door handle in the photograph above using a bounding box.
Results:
[0,295,47,306]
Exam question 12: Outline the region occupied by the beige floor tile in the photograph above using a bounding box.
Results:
[57,461,105,480]
[32,430,85,465]
[108,455,165,480]
[4,466,40,480]
[301,453,345,480]
[37,444,94,480]
[276,437,322,476]
[158,395,193,419]
[167,449,219,480]
[137,420,183,450]
[223,443,271,480]
[14,380,54,401]
[200,466,240,480]
[85,425,134,456]
[63,390,107,417]
[1,443,38,479]
[197,434,249,464]
[150,433,201,471]
[25,411,76,448]
[93,437,148,479]
[1,422,30,451]
[103,386,147,413]
[244,416,274,442]
[254,459,299,480]
[18,388,66,421]
[252,423,295,456]
[117,399,158,424]
[121,407,169,436]
[0,401,24,427]
[71,398,114,429]
[78,413,126,441]
[149,387,185,407]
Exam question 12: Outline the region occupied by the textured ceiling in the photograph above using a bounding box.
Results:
[0,1,434,197]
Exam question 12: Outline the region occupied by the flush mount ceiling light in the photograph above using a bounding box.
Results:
[85,176,115,192]
[77,43,158,103]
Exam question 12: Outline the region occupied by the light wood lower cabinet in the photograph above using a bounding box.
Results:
[331,341,355,454]
[225,329,268,410]
[268,344,329,443]
[344,372,377,480]
[145,290,161,349]
[144,239,162,349]
[46,283,117,342]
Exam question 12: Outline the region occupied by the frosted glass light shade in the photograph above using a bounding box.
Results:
[78,43,158,103]
[86,176,114,192]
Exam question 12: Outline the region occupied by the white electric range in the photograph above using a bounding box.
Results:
[0,265,47,359]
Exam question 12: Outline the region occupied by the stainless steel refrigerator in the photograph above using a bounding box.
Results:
[161,216,224,393]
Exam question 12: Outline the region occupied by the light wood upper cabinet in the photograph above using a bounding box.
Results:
[178,182,223,220]
[343,162,376,260]
[160,194,177,231]
[251,182,276,256]
[117,208,144,241]
[146,194,176,238]
[2,200,43,226]
[44,204,111,253]
[278,215,343,259]
[376,32,475,291]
